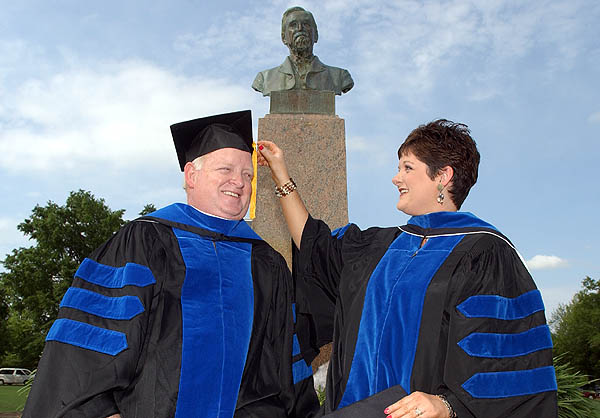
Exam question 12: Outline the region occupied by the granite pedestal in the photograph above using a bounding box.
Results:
[252,91,349,265]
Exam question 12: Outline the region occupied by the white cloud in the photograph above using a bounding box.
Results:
[346,134,393,168]
[0,216,28,252]
[589,111,600,123]
[526,255,568,270]
[0,60,263,174]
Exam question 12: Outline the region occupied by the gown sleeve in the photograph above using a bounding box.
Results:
[235,243,319,418]
[22,221,172,418]
[294,215,396,359]
[440,234,558,418]
[293,215,359,351]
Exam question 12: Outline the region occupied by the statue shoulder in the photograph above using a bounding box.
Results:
[252,58,294,96]
[312,56,354,94]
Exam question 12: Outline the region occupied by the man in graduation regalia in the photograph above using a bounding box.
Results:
[23,110,319,418]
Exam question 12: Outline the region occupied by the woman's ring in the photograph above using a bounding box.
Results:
[414,407,424,416]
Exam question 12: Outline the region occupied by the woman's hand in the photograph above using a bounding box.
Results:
[383,391,449,418]
[106,414,121,418]
[257,140,291,187]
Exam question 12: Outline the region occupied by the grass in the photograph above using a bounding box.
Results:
[0,385,28,413]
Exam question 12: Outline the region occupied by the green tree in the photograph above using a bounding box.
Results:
[0,190,126,368]
[0,284,10,360]
[139,203,157,216]
[551,277,600,379]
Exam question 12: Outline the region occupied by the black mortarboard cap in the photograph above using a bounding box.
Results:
[170,110,253,171]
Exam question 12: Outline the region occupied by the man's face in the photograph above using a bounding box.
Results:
[282,11,315,54]
[186,148,254,220]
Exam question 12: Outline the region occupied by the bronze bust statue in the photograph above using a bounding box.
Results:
[252,6,354,97]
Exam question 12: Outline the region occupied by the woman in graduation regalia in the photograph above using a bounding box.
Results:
[257,119,558,418]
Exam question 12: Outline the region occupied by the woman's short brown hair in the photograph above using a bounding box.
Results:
[398,119,480,209]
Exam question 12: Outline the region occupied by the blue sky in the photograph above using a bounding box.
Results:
[1,0,598,317]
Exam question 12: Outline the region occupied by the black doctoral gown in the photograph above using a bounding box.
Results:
[23,203,318,418]
[294,211,558,417]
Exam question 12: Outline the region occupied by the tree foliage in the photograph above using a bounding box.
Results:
[551,277,600,379]
[554,354,600,418]
[139,203,157,216]
[0,190,126,368]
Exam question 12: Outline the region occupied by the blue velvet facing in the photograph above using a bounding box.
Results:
[291,304,313,384]
[148,204,256,418]
[458,325,553,358]
[75,258,156,288]
[457,290,545,320]
[60,287,144,320]
[462,366,558,398]
[339,214,467,408]
[46,318,128,355]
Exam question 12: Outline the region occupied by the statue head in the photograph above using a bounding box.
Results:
[281,7,318,58]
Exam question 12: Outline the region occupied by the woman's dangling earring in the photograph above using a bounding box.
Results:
[437,183,445,204]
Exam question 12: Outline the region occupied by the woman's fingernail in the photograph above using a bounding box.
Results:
[259,145,264,150]
[384,408,390,414]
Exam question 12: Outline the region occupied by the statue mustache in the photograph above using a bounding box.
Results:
[293,31,310,42]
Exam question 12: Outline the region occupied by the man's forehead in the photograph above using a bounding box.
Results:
[204,147,253,167]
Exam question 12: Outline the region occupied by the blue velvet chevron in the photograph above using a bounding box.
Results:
[458,325,553,358]
[75,258,156,288]
[46,318,127,355]
[457,290,545,320]
[60,287,144,320]
[462,366,558,398]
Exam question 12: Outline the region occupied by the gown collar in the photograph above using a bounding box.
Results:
[148,203,261,240]
[407,211,498,231]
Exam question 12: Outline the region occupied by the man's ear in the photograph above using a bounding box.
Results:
[183,162,196,190]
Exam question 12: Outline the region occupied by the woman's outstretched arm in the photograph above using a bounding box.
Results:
[257,140,308,248]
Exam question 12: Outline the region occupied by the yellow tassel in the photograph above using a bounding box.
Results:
[249,142,257,219]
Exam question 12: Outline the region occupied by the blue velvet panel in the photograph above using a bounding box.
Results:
[458,325,553,358]
[46,318,128,355]
[292,303,313,383]
[75,258,156,288]
[462,366,558,398]
[293,358,314,384]
[173,228,254,418]
[332,224,351,240]
[457,290,545,320]
[338,231,464,408]
[60,287,144,320]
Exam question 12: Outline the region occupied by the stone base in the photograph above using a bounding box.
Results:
[270,90,335,115]
[252,112,346,374]
[252,113,349,266]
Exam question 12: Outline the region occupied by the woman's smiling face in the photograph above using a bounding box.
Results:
[392,151,442,216]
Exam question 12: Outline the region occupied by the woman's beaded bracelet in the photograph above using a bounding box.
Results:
[435,394,457,418]
[275,178,297,198]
